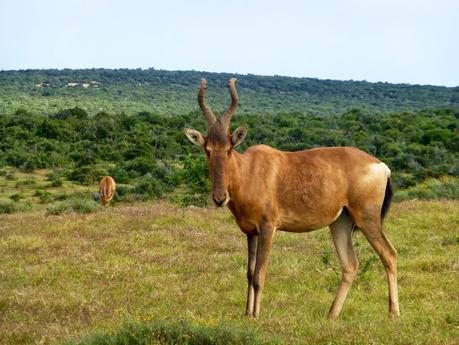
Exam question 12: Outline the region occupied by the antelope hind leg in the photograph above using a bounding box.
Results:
[361,223,400,317]
[328,211,359,320]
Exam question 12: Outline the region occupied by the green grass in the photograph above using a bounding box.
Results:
[0,200,458,344]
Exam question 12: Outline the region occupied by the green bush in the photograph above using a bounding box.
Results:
[47,197,98,215]
[50,179,63,187]
[34,190,53,204]
[46,169,65,182]
[9,193,24,202]
[113,185,134,202]
[0,201,19,214]
[15,177,37,188]
[110,167,131,184]
[0,201,32,214]
[65,319,274,345]
[171,189,211,208]
[68,198,98,213]
[172,155,211,207]
[133,175,170,200]
[174,156,210,193]
[46,202,69,215]
[5,171,16,180]
[68,165,108,185]
[394,176,459,201]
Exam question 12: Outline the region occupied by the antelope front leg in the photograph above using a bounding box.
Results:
[252,223,275,319]
[245,234,258,316]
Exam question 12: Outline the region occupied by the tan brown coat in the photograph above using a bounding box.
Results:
[185,79,399,320]
[99,176,116,206]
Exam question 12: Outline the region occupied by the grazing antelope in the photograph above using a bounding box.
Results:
[184,78,399,320]
[99,176,116,206]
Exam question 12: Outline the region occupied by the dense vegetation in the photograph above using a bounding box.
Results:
[0,106,457,207]
[1,69,458,208]
[1,68,458,116]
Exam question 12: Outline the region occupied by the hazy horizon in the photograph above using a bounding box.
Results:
[1,0,458,87]
[2,66,458,88]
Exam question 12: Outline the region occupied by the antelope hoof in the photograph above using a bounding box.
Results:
[245,312,257,320]
[389,310,400,319]
[327,313,339,321]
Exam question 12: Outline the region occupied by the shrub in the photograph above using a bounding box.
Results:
[133,175,169,200]
[113,184,134,202]
[65,319,273,345]
[50,179,63,187]
[68,198,98,213]
[125,157,157,177]
[9,193,24,202]
[171,190,211,208]
[0,201,18,214]
[34,190,53,204]
[5,171,16,180]
[394,176,459,201]
[46,202,69,215]
[54,192,69,201]
[46,170,65,181]
[15,177,37,188]
[172,155,211,206]
[68,165,108,185]
[47,197,98,215]
[0,201,32,214]
[110,167,131,184]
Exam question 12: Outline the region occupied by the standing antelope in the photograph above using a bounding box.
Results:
[184,78,399,320]
[99,176,116,206]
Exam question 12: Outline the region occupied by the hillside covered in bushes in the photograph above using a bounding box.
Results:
[1,68,458,116]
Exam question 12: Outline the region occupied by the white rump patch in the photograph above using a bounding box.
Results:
[368,162,391,179]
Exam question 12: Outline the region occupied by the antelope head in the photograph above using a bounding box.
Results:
[184,78,248,207]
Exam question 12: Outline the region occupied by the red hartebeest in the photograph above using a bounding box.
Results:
[99,176,116,206]
[184,78,399,320]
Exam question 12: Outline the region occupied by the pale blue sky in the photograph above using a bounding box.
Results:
[1,0,458,86]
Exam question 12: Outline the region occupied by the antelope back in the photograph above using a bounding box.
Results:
[100,176,116,205]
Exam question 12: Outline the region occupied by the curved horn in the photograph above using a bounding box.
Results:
[221,78,239,129]
[197,78,217,125]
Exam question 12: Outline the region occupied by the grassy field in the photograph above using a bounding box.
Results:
[0,200,458,344]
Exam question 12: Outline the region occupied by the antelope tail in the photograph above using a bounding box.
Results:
[381,177,393,223]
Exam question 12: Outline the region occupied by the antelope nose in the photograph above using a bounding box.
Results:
[212,193,227,207]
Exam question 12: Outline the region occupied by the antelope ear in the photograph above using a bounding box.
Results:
[184,128,205,147]
[231,126,248,147]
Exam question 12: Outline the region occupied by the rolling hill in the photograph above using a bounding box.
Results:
[1,68,458,116]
